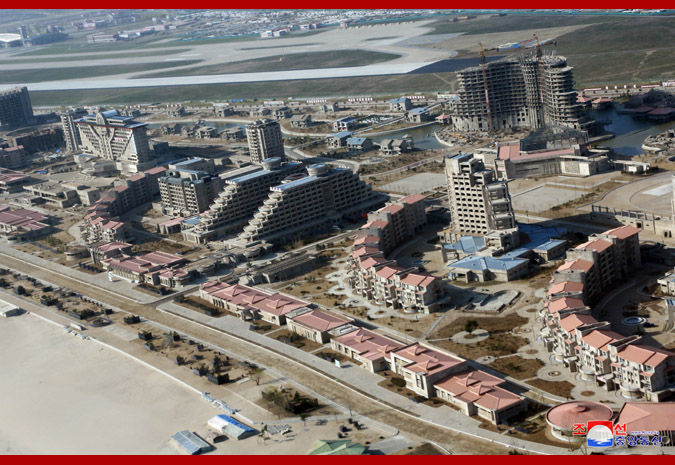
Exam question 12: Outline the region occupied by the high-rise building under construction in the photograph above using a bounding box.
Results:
[450,54,590,133]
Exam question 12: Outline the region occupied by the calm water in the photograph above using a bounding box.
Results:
[589,108,675,156]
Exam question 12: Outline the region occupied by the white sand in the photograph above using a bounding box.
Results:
[0,314,222,454]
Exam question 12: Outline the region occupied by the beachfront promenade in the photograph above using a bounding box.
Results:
[0,245,571,454]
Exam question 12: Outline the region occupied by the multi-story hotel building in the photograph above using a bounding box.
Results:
[0,86,34,129]
[246,119,284,164]
[60,107,87,152]
[445,153,518,249]
[76,110,154,174]
[236,164,386,246]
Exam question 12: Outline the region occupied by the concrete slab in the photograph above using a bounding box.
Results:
[381,173,446,195]
[511,185,589,213]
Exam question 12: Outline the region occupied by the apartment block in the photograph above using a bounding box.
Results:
[8,128,64,154]
[0,86,34,129]
[76,109,154,174]
[285,308,353,343]
[0,205,52,240]
[182,159,304,243]
[0,146,29,170]
[445,153,518,246]
[450,55,589,132]
[0,169,30,194]
[246,119,284,164]
[236,164,386,247]
[330,326,405,373]
[158,169,223,217]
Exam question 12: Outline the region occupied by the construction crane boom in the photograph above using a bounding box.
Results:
[478,42,493,133]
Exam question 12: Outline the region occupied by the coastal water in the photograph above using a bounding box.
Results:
[589,107,675,156]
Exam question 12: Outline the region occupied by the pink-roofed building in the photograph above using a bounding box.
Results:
[286,308,352,343]
[390,343,466,398]
[434,369,526,424]
[575,329,639,388]
[0,168,30,193]
[102,249,189,287]
[568,238,616,290]
[200,281,308,325]
[0,205,53,240]
[610,344,675,401]
[88,241,133,266]
[617,403,675,445]
[331,327,405,373]
[595,225,641,280]
[547,281,585,300]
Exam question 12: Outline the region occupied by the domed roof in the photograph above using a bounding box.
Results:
[546,401,614,431]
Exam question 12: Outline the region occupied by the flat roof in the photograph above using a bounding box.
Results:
[272,175,317,191]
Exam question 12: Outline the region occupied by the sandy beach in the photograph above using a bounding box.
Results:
[0,314,225,454]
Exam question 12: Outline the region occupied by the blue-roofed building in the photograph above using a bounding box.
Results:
[448,255,529,283]
[170,430,212,455]
[327,131,353,148]
[532,239,567,261]
[442,235,486,261]
[333,116,357,132]
[346,137,373,154]
[208,415,256,440]
[406,107,432,123]
[389,97,412,112]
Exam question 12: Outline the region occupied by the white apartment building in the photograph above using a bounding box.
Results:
[445,153,518,245]
[182,159,304,243]
[76,110,154,174]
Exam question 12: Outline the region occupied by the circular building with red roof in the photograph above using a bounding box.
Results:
[546,401,614,442]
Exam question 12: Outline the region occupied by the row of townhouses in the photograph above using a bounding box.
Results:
[540,225,675,401]
[199,279,526,424]
[347,194,446,314]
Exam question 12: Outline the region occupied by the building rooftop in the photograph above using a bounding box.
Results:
[333,328,404,361]
[617,344,674,367]
[548,281,584,295]
[548,297,586,315]
[617,402,675,433]
[557,259,594,273]
[449,255,528,272]
[288,308,351,332]
[272,175,317,192]
[581,329,625,351]
[392,343,464,376]
[444,235,486,255]
[329,131,353,139]
[559,313,599,333]
[435,369,522,411]
[546,401,613,431]
[602,225,641,240]
[576,239,613,253]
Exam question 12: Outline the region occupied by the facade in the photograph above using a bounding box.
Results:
[379,138,413,156]
[88,241,133,267]
[200,280,308,325]
[0,86,34,129]
[246,119,284,164]
[0,169,30,194]
[213,104,234,117]
[236,164,387,247]
[289,114,312,128]
[346,137,373,154]
[540,226,675,401]
[285,307,352,343]
[0,146,29,170]
[0,205,52,240]
[182,159,304,243]
[330,326,405,373]
[389,97,412,112]
[333,117,356,132]
[158,169,223,217]
[390,343,466,398]
[8,128,64,154]
[102,250,190,288]
[326,132,352,148]
[23,181,80,208]
[445,153,518,243]
[76,110,154,174]
[60,108,87,152]
[450,55,589,132]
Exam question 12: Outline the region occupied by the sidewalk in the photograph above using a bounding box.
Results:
[158,301,572,454]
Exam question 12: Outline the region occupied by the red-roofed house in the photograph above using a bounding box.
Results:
[88,241,133,266]
[200,281,309,325]
[102,250,190,287]
[0,205,53,240]
[331,327,405,373]
[610,344,675,401]
[575,329,639,388]
[390,343,466,397]
[617,402,675,445]
[434,370,526,424]
[286,308,352,343]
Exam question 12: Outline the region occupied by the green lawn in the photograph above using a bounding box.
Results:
[0,48,191,65]
[10,35,176,56]
[30,71,457,107]
[135,50,400,79]
[0,60,202,84]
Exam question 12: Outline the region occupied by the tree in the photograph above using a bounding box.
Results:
[213,355,222,373]
[16,285,25,295]
[464,320,479,333]
[198,364,208,376]
[300,413,309,426]
[249,366,264,385]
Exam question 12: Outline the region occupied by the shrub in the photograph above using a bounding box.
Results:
[391,377,406,388]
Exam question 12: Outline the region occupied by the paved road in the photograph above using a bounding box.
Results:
[0,247,571,454]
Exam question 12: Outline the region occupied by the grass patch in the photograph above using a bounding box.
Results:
[136,50,400,78]
[487,355,544,380]
[30,71,458,107]
[0,60,202,84]
[527,378,576,398]
[11,35,174,56]
[434,334,530,359]
[0,48,191,64]
[404,443,444,455]
[432,313,528,338]
[425,13,629,36]
[131,239,192,255]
